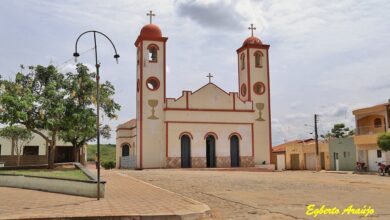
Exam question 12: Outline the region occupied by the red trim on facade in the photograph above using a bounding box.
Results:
[134,36,168,47]
[179,131,194,140]
[246,48,251,101]
[240,53,245,70]
[233,94,236,110]
[164,42,166,103]
[147,43,160,50]
[145,76,160,91]
[166,122,168,158]
[240,83,247,97]
[254,50,263,68]
[236,44,270,53]
[228,132,243,140]
[204,132,219,140]
[266,48,272,162]
[253,82,266,95]
[191,82,231,96]
[139,42,143,169]
[186,92,189,109]
[165,121,252,125]
[251,123,254,157]
[164,108,254,112]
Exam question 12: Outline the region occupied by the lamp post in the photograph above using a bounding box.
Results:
[73,30,119,200]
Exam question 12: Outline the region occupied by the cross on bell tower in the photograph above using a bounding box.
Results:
[147,10,155,24]
[248,24,256,37]
[206,73,213,83]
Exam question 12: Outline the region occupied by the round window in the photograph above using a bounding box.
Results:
[240,84,247,97]
[146,77,160,91]
[253,82,266,95]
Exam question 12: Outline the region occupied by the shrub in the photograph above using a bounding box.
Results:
[101,161,116,170]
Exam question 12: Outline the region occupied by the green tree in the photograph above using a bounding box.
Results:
[59,64,119,161]
[0,126,33,166]
[321,123,354,140]
[0,70,53,163]
[378,133,390,151]
[0,65,67,168]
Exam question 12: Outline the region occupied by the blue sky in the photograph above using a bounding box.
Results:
[0,0,389,145]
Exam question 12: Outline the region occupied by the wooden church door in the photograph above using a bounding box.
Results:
[206,135,216,168]
[230,136,240,167]
[181,135,191,168]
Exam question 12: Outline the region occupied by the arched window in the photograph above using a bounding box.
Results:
[240,53,245,70]
[254,51,263,68]
[147,44,159,62]
[122,144,130,157]
[374,118,382,128]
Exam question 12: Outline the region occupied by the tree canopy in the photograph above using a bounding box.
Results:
[0,64,120,168]
[378,133,390,151]
[59,64,119,150]
[321,123,354,140]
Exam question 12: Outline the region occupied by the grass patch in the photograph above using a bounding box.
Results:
[87,144,116,163]
[0,168,90,181]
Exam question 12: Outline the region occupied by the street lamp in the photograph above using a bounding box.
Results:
[73,30,119,200]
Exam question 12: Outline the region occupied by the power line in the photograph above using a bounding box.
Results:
[56,47,95,69]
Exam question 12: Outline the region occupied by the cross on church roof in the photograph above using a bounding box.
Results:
[248,24,256,37]
[147,10,155,24]
[206,73,213,83]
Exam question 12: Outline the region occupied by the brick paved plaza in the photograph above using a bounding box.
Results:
[1,169,389,220]
[122,170,390,220]
[0,169,209,219]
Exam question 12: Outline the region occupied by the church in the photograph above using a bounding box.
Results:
[116,12,272,169]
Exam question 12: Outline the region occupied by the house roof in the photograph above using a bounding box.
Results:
[352,101,390,115]
[116,119,136,130]
[272,138,317,152]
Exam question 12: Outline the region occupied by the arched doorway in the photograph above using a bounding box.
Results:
[206,135,216,168]
[122,144,130,157]
[230,135,240,167]
[181,135,191,168]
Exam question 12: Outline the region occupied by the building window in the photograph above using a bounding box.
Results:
[377,150,382,158]
[137,47,140,65]
[240,84,247,97]
[254,51,263,68]
[23,146,39,155]
[253,82,266,95]
[374,118,382,128]
[147,44,159,62]
[122,144,130,157]
[146,77,160,91]
[240,53,245,70]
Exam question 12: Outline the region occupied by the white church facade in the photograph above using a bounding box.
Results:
[116,16,272,169]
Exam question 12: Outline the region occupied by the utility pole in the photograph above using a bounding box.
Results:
[314,114,320,171]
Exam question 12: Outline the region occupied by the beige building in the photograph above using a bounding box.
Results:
[283,139,330,170]
[353,100,390,171]
[116,18,272,169]
[0,131,83,167]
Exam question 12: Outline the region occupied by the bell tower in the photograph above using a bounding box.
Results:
[237,24,272,164]
[134,11,168,168]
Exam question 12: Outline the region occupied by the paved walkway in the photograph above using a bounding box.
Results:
[0,169,210,219]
